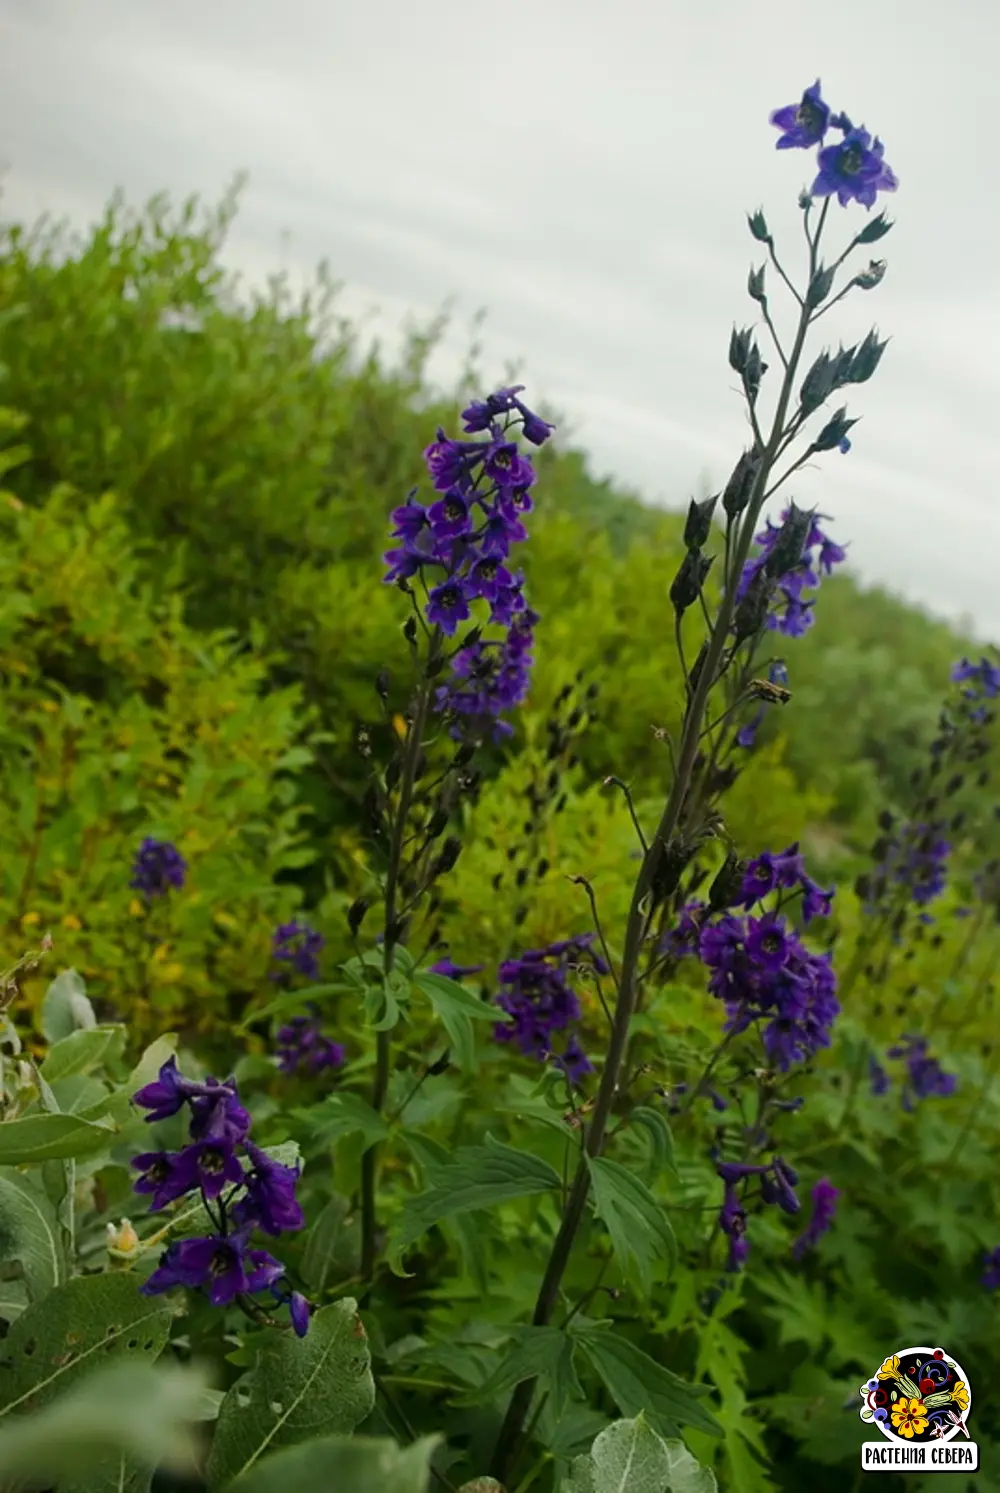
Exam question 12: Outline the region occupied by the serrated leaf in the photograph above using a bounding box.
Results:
[205,1298,376,1489]
[0,1112,115,1164]
[295,1092,388,1150]
[387,1134,560,1270]
[414,972,506,1074]
[401,1134,489,1294]
[300,1194,360,1293]
[458,1326,581,1417]
[227,1433,439,1493]
[628,1108,676,1182]
[0,1361,206,1486]
[0,1169,65,1302]
[41,970,97,1044]
[587,1156,676,1295]
[41,1026,127,1083]
[574,1326,723,1440]
[0,1272,174,1421]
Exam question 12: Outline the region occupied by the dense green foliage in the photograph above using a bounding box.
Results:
[1,190,999,1493]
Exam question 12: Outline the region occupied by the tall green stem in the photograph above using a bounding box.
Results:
[360,679,433,1282]
[488,211,827,1486]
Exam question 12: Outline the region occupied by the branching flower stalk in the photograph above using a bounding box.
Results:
[490,79,898,1481]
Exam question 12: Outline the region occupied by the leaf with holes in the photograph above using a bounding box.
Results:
[226,1433,440,1493]
[0,1112,116,1165]
[0,1272,174,1421]
[40,970,97,1044]
[205,1297,376,1489]
[0,1169,65,1304]
[40,1026,127,1083]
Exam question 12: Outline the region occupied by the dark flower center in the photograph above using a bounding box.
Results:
[796,103,820,129]
[148,1160,169,1182]
[478,560,497,579]
[493,449,512,469]
[444,498,464,519]
[762,934,782,953]
[200,1148,226,1175]
[840,146,863,176]
[439,587,460,609]
[209,1247,234,1277]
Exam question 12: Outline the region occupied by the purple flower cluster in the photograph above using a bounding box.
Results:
[792,1178,840,1259]
[716,1156,800,1273]
[666,846,838,1071]
[275,1007,345,1076]
[270,921,326,983]
[736,506,847,639]
[130,838,187,898]
[493,934,608,1085]
[770,81,898,209]
[885,1034,957,1111]
[384,387,553,741]
[132,1057,310,1335]
[952,655,1000,702]
[866,822,952,913]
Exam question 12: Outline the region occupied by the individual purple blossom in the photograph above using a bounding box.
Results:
[736,508,846,640]
[886,1035,957,1109]
[812,126,898,209]
[982,1248,1000,1290]
[288,1290,313,1337]
[141,1231,284,1308]
[746,912,791,971]
[952,655,1000,701]
[720,1186,750,1273]
[461,385,555,446]
[429,957,485,980]
[792,1178,840,1258]
[237,1143,305,1235]
[130,837,187,898]
[869,1058,891,1096]
[133,1056,208,1123]
[132,1140,243,1209]
[275,1011,345,1077]
[769,80,831,150]
[270,921,326,984]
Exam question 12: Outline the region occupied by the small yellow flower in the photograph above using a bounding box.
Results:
[61,914,82,931]
[890,1398,928,1439]
[40,700,59,713]
[877,1354,901,1380]
[21,912,40,927]
[128,897,145,917]
[392,713,408,739]
[952,1380,970,1413]
[106,1218,141,1260]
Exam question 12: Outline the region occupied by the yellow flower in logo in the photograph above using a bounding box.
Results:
[891,1398,929,1439]
[877,1355,901,1380]
[952,1381,970,1413]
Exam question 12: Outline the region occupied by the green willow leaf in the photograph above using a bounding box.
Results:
[574,1326,723,1440]
[41,1025,127,1083]
[0,1169,65,1303]
[0,1273,173,1421]
[227,1433,439,1493]
[387,1134,561,1271]
[0,1112,116,1165]
[587,1156,676,1295]
[40,970,97,1045]
[205,1298,376,1490]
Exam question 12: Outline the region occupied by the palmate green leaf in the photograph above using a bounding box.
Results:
[0,1112,116,1165]
[0,1273,174,1421]
[413,971,508,1074]
[387,1134,561,1272]
[563,1413,718,1493]
[457,1325,582,1418]
[41,970,97,1044]
[204,1298,376,1490]
[40,1026,127,1083]
[227,1433,439,1493]
[0,1360,207,1488]
[573,1326,723,1440]
[294,1092,389,1150]
[0,1168,65,1304]
[587,1156,676,1295]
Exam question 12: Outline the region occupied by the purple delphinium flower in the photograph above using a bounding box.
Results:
[886,1034,957,1110]
[982,1248,1000,1290]
[770,80,831,150]
[952,655,1000,701]
[720,1186,750,1273]
[740,842,834,926]
[493,934,605,1086]
[275,1010,345,1077]
[792,1178,840,1258]
[736,508,847,640]
[130,837,187,898]
[812,127,898,209]
[384,390,552,741]
[270,921,326,984]
[132,1061,311,1334]
[142,1231,284,1308]
[869,1058,891,1097]
[429,956,485,980]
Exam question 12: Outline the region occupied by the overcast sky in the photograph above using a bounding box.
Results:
[2,0,997,638]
